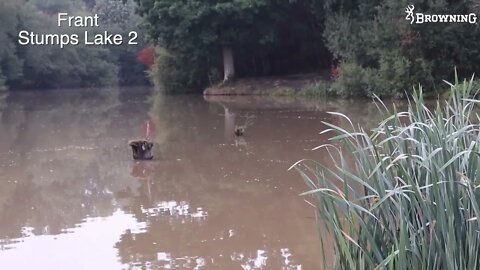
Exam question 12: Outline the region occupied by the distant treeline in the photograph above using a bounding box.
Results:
[2,0,480,95]
[0,0,150,91]
[135,0,480,96]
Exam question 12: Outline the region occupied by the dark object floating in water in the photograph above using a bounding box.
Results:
[129,140,154,160]
[234,113,255,137]
[234,126,245,136]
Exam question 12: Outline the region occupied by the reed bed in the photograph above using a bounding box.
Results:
[292,75,480,269]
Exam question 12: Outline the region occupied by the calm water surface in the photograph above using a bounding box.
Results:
[0,88,384,269]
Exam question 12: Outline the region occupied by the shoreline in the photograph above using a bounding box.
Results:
[203,73,328,96]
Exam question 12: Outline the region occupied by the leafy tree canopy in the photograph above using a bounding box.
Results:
[135,0,330,92]
[324,0,480,96]
[0,0,150,90]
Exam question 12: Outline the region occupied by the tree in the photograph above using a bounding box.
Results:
[94,0,150,86]
[324,0,480,97]
[13,2,120,89]
[0,0,25,89]
[135,0,329,90]
[30,0,84,14]
[94,0,138,30]
[136,0,269,82]
[0,0,150,90]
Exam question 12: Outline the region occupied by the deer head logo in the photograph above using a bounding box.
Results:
[405,5,415,24]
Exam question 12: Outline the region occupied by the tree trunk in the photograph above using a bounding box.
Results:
[223,47,235,82]
[223,106,236,140]
[129,140,154,160]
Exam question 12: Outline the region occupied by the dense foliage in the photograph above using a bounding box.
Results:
[136,0,480,96]
[294,76,480,268]
[135,0,329,92]
[0,0,149,91]
[325,0,480,97]
[2,0,480,95]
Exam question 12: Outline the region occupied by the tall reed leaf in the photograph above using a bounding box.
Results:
[293,76,480,269]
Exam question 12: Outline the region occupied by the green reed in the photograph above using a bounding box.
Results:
[291,74,480,269]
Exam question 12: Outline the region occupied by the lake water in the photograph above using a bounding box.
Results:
[0,88,385,269]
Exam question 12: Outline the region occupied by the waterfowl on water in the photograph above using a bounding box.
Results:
[234,126,245,136]
[234,114,255,136]
[128,140,154,160]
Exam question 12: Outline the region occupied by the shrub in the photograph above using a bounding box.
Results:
[369,52,411,97]
[79,48,119,87]
[330,62,370,97]
[292,75,480,269]
[331,54,432,98]
[149,48,208,93]
[330,65,340,79]
[324,0,480,98]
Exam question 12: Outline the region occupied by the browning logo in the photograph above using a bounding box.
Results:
[405,5,477,24]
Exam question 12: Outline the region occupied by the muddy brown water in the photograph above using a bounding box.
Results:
[0,88,387,269]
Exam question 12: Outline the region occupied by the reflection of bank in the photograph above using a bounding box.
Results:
[113,97,343,270]
[147,91,170,157]
[115,182,320,269]
[111,94,391,270]
[0,91,8,115]
[223,106,236,140]
[139,120,156,141]
[0,88,143,241]
[130,119,157,199]
[221,106,255,155]
[130,161,155,200]
[131,161,154,180]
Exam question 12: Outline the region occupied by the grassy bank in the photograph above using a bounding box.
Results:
[292,75,480,269]
[202,73,329,96]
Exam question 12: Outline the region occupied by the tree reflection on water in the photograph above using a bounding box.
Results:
[0,89,388,269]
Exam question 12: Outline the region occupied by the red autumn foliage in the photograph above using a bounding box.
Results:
[137,46,155,67]
[330,65,340,79]
[139,120,156,141]
[131,162,154,180]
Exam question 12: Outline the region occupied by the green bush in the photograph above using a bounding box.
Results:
[369,52,410,97]
[324,1,480,98]
[79,48,119,87]
[293,75,480,269]
[149,48,208,93]
[330,62,370,97]
[331,53,430,98]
